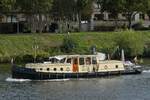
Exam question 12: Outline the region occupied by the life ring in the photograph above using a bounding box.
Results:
[104,65,108,69]
[66,67,70,71]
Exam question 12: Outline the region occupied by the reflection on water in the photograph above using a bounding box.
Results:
[0,60,150,100]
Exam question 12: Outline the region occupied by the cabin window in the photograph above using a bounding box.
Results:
[54,68,57,71]
[79,58,85,65]
[116,65,119,68]
[47,68,50,71]
[60,58,66,63]
[50,58,59,63]
[67,58,71,64]
[86,57,91,65]
[92,57,97,64]
[60,68,63,71]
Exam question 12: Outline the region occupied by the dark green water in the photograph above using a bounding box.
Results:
[0,59,150,100]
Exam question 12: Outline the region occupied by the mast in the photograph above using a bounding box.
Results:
[121,49,125,62]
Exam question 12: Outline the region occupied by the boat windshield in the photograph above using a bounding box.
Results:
[60,58,66,63]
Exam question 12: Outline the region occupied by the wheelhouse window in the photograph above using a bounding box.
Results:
[50,58,59,63]
[79,58,85,65]
[92,57,97,64]
[67,58,71,64]
[60,58,66,63]
[86,57,91,65]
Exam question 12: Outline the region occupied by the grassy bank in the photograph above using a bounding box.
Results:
[0,30,149,63]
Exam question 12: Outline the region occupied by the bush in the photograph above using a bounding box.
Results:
[115,30,145,57]
[94,26,115,31]
[143,44,150,57]
[22,55,34,63]
[61,36,78,53]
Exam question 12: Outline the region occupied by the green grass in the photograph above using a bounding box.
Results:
[0,31,149,63]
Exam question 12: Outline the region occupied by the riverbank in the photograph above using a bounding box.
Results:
[0,30,149,63]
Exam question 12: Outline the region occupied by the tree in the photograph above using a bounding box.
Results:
[51,0,76,33]
[123,0,149,29]
[17,0,53,33]
[97,0,125,28]
[61,36,78,53]
[97,0,149,29]
[51,0,93,32]
[75,0,94,31]
[115,31,145,57]
[146,1,150,21]
[0,0,17,22]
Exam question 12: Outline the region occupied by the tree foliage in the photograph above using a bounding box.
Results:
[61,36,78,53]
[75,0,94,31]
[123,0,150,29]
[115,30,145,57]
[0,0,16,13]
[17,0,53,33]
[98,0,150,29]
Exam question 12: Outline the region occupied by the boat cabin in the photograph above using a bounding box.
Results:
[25,55,125,73]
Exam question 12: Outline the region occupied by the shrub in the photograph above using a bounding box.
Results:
[22,55,34,63]
[61,36,78,53]
[115,30,145,57]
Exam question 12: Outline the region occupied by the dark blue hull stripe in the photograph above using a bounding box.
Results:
[11,66,142,80]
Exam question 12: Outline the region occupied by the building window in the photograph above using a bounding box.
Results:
[108,13,118,20]
[94,14,104,20]
[140,14,145,20]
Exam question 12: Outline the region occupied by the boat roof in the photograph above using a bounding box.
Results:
[49,55,98,60]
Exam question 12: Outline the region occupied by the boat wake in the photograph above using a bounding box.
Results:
[36,79,70,82]
[6,77,31,82]
[143,70,150,73]
[5,77,70,82]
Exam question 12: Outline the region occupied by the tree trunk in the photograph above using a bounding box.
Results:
[10,14,13,23]
[38,14,43,33]
[77,13,81,32]
[45,14,50,32]
[128,17,132,29]
[127,13,133,29]
[30,14,36,33]
[114,18,118,30]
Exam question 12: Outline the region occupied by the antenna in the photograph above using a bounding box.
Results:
[121,49,125,62]
[32,38,39,63]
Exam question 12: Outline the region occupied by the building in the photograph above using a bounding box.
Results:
[0,2,150,33]
[89,2,150,31]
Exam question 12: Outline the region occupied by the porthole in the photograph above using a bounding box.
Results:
[60,68,63,71]
[116,65,119,68]
[104,65,108,69]
[40,68,43,70]
[47,68,50,71]
[66,67,70,71]
[54,68,57,71]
